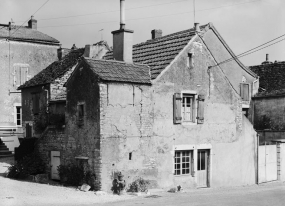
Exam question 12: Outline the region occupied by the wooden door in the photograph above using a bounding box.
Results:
[51,151,60,180]
[197,150,209,187]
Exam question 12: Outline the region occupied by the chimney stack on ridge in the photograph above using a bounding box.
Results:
[151,29,162,39]
[28,16,37,30]
[111,0,134,63]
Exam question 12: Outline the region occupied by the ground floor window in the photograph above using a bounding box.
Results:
[174,150,193,175]
[16,106,22,126]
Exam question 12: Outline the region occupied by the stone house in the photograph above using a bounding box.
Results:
[63,21,259,191]
[18,41,110,179]
[0,17,60,152]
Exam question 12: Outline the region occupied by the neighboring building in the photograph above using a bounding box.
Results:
[0,17,60,152]
[63,20,258,191]
[18,41,110,179]
[249,55,285,141]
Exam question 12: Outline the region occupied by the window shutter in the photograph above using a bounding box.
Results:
[197,94,205,124]
[21,67,27,85]
[16,67,21,86]
[240,83,249,101]
[173,93,182,124]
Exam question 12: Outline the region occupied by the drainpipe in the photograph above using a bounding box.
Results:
[257,133,259,184]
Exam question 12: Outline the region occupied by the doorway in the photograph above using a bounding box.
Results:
[51,151,60,180]
[197,149,210,187]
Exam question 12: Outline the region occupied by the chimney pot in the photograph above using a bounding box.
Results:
[28,16,37,30]
[151,29,162,39]
[266,54,269,61]
[120,0,125,30]
[194,23,200,32]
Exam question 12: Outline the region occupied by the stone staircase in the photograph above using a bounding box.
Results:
[0,139,13,158]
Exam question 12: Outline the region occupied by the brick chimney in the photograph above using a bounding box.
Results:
[57,47,70,60]
[194,23,200,32]
[151,29,162,39]
[111,0,133,63]
[28,16,37,30]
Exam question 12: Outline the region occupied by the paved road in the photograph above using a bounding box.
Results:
[97,182,285,206]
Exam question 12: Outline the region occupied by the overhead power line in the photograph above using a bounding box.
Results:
[208,33,285,68]
[15,0,187,22]
[38,0,263,29]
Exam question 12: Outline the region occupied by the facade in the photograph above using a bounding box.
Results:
[18,41,110,178]
[63,22,258,191]
[0,17,60,148]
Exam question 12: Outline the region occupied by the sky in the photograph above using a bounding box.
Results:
[0,0,284,66]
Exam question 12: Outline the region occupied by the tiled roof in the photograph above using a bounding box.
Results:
[84,58,151,84]
[0,25,59,44]
[18,48,85,89]
[104,26,206,79]
[249,61,285,96]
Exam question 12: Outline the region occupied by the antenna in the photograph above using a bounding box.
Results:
[99,29,104,40]
[193,0,195,23]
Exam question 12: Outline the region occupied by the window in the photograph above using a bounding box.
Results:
[187,53,193,68]
[240,83,250,101]
[242,108,249,118]
[174,150,193,175]
[16,106,22,126]
[77,103,85,125]
[182,94,195,122]
[174,92,205,124]
[32,93,40,114]
[14,65,29,87]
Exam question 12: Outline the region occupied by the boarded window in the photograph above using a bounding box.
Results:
[26,123,32,138]
[240,83,250,101]
[32,93,40,114]
[197,94,205,124]
[173,93,182,124]
[174,150,193,175]
[14,66,28,87]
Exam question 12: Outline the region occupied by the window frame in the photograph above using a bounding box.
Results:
[240,83,250,102]
[174,150,193,176]
[181,91,197,125]
[13,103,22,127]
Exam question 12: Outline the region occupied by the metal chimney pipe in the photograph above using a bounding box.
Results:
[194,23,200,32]
[120,0,125,29]
[266,54,269,61]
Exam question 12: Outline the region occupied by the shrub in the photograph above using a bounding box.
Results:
[57,163,96,187]
[7,152,45,179]
[128,177,150,193]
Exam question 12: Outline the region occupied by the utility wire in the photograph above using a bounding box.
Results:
[15,0,187,22]
[208,34,285,68]
[38,0,263,29]
[0,0,50,43]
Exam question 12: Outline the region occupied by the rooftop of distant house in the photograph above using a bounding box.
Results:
[0,17,59,45]
[249,54,285,97]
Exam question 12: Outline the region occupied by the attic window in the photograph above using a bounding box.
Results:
[187,53,193,68]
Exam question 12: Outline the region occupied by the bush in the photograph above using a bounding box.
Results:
[57,163,96,187]
[7,152,45,179]
[128,177,150,192]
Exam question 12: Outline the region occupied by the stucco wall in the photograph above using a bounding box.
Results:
[97,36,257,191]
[203,29,257,96]
[0,40,58,128]
[252,96,285,130]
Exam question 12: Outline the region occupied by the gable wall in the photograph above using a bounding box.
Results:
[203,29,258,96]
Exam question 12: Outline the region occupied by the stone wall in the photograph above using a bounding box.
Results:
[35,126,65,178]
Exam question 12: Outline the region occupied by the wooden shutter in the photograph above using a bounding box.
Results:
[173,93,182,124]
[197,94,205,124]
[20,67,27,85]
[240,83,249,101]
[16,67,21,86]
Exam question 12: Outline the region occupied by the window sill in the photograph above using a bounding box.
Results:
[174,174,193,177]
[181,122,197,126]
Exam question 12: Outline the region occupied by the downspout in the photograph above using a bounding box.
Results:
[257,133,259,184]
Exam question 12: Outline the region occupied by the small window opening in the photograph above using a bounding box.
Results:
[129,152,132,160]
[187,53,193,68]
